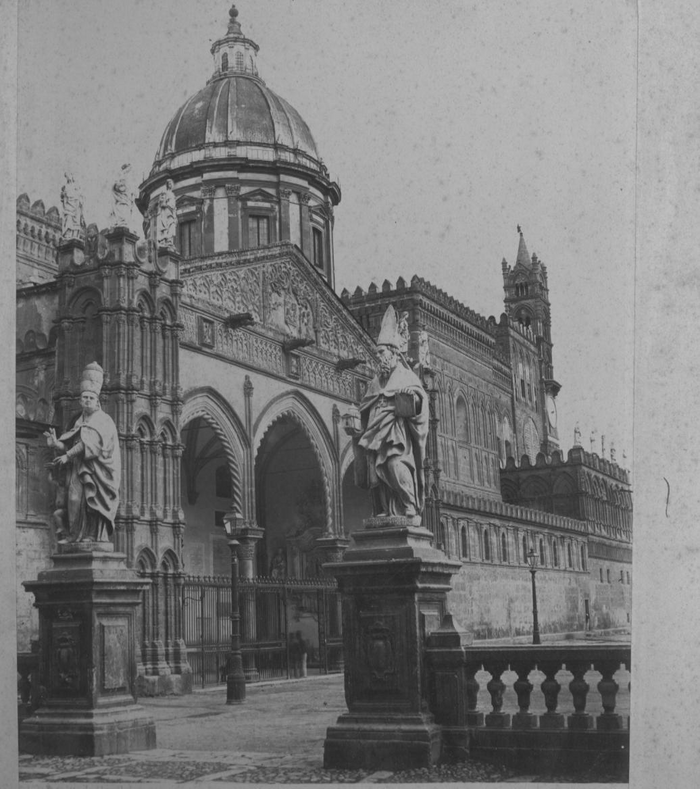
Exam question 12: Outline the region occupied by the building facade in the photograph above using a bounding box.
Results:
[16,7,631,685]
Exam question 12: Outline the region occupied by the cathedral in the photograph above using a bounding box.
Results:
[16,6,632,691]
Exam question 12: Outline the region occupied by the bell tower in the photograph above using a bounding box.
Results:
[502,227,560,454]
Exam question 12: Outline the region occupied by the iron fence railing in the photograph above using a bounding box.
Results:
[181,575,343,688]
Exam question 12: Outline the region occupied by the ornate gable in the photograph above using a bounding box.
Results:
[179,243,376,397]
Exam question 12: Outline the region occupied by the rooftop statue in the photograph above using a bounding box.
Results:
[344,306,428,519]
[60,171,85,241]
[44,362,121,546]
[110,163,135,229]
[157,178,178,250]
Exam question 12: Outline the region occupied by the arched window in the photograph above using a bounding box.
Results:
[221,52,229,71]
[580,545,587,571]
[522,534,528,563]
[456,397,469,443]
[501,532,508,563]
[552,540,559,567]
[439,520,448,554]
[483,528,491,561]
[235,51,244,70]
[461,525,468,558]
[539,538,545,566]
[567,543,573,568]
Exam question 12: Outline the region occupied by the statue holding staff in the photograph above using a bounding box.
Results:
[344,306,429,519]
[44,362,121,545]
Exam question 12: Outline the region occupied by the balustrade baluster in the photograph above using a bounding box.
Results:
[484,659,511,728]
[594,659,623,730]
[464,661,484,727]
[568,659,594,730]
[512,660,537,729]
[539,660,565,729]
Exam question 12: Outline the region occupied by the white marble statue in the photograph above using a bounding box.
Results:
[157,178,178,249]
[60,171,85,240]
[110,163,135,229]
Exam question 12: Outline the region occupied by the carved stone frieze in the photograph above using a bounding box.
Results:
[182,267,262,321]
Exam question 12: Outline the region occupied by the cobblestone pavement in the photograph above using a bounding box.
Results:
[18,669,629,785]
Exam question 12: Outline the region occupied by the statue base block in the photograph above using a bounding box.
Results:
[324,712,441,771]
[20,550,156,756]
[323,516,461,771]
[19,704,156,757]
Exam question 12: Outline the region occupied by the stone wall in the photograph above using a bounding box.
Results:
[448,562,592,639]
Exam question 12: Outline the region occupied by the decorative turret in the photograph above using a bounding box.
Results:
[210,5,259,79]
[138,3,340,286]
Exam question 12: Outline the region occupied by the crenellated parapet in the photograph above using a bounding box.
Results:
[16,193,62,285]
[499,447,633,543]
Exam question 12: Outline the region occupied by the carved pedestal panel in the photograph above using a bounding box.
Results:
[20,549,156,756]
[323,518,460,770]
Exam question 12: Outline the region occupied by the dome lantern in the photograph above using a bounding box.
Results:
[210,5,259,79]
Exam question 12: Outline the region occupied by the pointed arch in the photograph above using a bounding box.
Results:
[181,386,250,519]
[254,390,339,536]
[160,548,180,572]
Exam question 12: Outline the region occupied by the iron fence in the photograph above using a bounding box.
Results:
[182,575,343,688]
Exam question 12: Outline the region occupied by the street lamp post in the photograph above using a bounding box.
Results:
[223,516,246,703]
[526,548,541,645]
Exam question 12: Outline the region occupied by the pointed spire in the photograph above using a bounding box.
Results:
[515,226,531,269]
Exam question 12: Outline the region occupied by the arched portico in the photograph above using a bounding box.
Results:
[179,388,251,576]
[253,392,339,579]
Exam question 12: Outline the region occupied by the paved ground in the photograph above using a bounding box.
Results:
[18,660,629,786]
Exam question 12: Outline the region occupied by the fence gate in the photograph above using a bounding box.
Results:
[182,575,343,688]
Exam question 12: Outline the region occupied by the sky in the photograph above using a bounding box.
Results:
[16,0,637,466]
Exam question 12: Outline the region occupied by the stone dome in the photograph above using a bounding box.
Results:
[155,74,320,165]
[150,5,324,177]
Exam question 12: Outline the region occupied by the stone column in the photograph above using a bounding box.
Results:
[300,193,312,257]
[20,547,156,755]
[234,525,264,681]
[323,516,461,771]
[226,183,241,249]
[279,189,291,241]
[201,186,215,255]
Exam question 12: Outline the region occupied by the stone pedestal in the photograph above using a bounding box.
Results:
[323,517,461,771]
[20,548,156,756]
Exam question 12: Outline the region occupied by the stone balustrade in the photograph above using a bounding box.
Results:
[426,617,630,775]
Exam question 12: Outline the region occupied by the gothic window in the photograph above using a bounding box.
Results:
[438,520,448,554]
[221,52,229,71]
[179,219,195,257]
[235,51,244,70]
[215,464,232,499]
[501,532,508,563]
[456,397,469,443]
[248,215,269,247]
[471,402,480,445]
[483,528,491,561]
[523,419,540,463]
[312,227,324,269]
[461,525,468,558]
